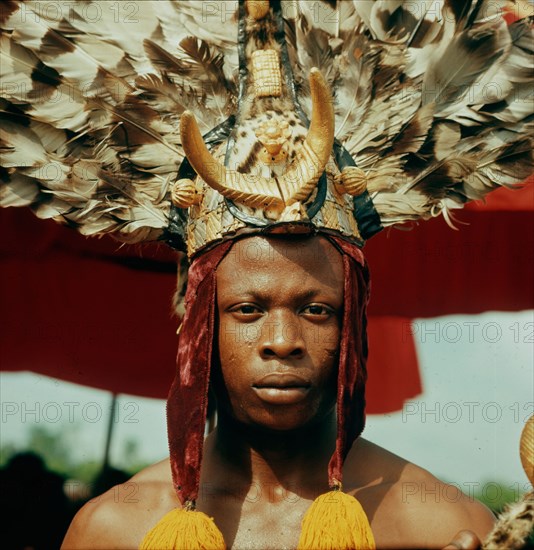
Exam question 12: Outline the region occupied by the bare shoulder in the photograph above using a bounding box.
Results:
[61,459,177,550]
[346,439,495,549]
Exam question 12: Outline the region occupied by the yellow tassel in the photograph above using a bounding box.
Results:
[140,507,226,550]
[297,490,376,550]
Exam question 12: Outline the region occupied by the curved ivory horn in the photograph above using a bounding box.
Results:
[180,112,284,210]
[281,68,335,204]
[179,68,334,210]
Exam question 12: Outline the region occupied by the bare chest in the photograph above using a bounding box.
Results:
[133,484,422,550]
[197,485,312,550]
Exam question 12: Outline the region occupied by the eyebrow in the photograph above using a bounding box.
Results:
[221,288,339,304]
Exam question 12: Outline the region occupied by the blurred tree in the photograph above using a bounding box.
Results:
[1,425,149,482]
[475,482,529,514]
[121,437,150,474]
[0,442,18,467]
[25,425,75,474]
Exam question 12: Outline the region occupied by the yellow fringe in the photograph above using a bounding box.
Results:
[297,490,376,550]
[139,508,226,550]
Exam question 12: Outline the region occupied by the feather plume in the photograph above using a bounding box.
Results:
[0,0,239,242]
[422,18,511,116]
[0,0,532,243]
[321,0,533,227]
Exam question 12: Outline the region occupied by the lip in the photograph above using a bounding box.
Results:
[254,373,311,388]
[252,373,311,405]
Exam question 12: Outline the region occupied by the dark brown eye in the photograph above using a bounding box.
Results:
[228,303,262,317]
[239,305,258,314]
[301,304,332,316]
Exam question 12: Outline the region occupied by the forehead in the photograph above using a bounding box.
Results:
[216,236,344,294]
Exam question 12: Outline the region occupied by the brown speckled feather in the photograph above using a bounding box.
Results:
[0,0,532,241]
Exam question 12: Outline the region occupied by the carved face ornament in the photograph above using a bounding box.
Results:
[178,68,336,217]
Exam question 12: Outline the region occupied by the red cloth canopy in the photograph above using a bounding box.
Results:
[1,183,532,413]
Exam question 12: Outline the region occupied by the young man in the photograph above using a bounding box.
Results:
[62,236,494,549]
[1,1,531,548]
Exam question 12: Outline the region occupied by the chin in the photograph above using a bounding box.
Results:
[254,417,314,433]
[244,402,336,433]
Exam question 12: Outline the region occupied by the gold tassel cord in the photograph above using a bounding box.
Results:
[139,490,374,550]
[297,489,376,550]
[140,507,226,550]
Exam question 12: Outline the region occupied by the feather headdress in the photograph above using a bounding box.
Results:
[1,0,532,255]
[1,1,533,549]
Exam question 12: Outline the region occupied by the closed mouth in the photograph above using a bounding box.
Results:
[252,374,311,405]
[252,373,311,390]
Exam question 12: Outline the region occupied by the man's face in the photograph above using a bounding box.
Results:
[215,236,344,431]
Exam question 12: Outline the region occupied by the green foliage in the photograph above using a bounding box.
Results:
[0,442,19,468]
[474,481,530,514]
[2,425,526,513]
[68,460,103,484]
[0,424,149,484]
[24,425,75,474]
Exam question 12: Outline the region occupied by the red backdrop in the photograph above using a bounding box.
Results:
[1,183,532,413]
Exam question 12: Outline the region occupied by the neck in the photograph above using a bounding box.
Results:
[203,410,337,492]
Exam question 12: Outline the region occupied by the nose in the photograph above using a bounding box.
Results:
[259,310,305,359]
